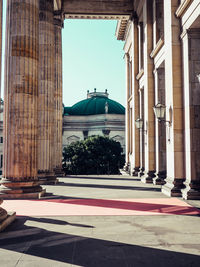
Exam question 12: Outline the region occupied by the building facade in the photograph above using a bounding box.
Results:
[0,92,125,175]
[116,0,200,199]
[63,90,125,152]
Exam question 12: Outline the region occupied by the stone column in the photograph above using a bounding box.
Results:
[0,0,45,198]
[124,53,130,172]
[139,87,145,177]
[0,0,15,230]
[153,67,166,185]
[0,0,2,95]
[162,0,185,197]
[141,0,156,183]
[181,29,200,199]
[131,18,140,176]
[37,0,57,184]
[53,17,64,177]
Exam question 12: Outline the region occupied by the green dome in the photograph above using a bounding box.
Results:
[64,96,125,116]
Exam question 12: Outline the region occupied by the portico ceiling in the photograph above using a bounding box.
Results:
[53,0,133,40]
[54,0,134,17]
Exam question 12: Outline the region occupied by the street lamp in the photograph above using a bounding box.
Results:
[135,118,143,129]
[197,74,200,84]
[135,118,148,134]
[153,102,171,126]
[153,102,165,121]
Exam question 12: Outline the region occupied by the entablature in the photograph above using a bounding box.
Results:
[54,0,62,11]
[62,0,133,16]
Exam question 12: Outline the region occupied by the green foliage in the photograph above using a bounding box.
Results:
[63,135,125,175]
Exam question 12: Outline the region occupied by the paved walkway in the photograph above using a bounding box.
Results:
[0,175,200,266]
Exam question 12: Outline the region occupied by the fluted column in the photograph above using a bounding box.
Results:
[0,0,16,230]
[124,53,130,173]
[0,0,7,224]
[131,18,140,176]
[53,18,64,177]
[38,0,57,184]
[162,0,185,197]
[141,0,156,183]
[0,0,45,198]
[181,29,200,199]
[0,0,2,94]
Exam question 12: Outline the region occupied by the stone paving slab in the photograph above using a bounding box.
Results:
[0,175,200,267]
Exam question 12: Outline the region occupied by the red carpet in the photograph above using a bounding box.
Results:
[2,198,200,216]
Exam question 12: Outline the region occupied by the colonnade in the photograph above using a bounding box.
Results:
[0,0,63,201]
[121,0,200,199]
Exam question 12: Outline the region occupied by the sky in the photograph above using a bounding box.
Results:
[1,2,126,107]
[62,19,126,107]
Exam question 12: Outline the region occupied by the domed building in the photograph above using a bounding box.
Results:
[63,89,125,152]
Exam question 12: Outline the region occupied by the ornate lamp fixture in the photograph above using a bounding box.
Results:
[153,102,171,126]
[153,103,165,121]
[135,118,143,129]
[135,118,148,134]
[197,74,200,84]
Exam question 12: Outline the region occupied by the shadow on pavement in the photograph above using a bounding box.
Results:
[27,217,95,228]
[65,175,141,182]
[0,218,200,267]
[56,182,161,192]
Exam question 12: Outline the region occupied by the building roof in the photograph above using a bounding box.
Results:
[64,90,125,116]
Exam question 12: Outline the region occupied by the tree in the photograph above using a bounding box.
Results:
[63,135,125,175]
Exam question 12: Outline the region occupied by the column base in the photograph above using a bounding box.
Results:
[38,170,59,185]
[141,170,155,184]
[138,167,144,177]
[181,180,200,200]
[0,199,16,232]
[0,178,46,199]
[54,166,65,177]
[162,177,185,197]
[0,211,16,232]
[0,191,46,199]
[153,170,166,185]
[123,162,130,174]
[131,167,140,176]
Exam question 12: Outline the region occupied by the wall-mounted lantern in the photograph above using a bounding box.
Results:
[153,103,165,121]
[135,118,148,134]
[153,102,171,126]
[197,74,200,84]
[135,118,143,129]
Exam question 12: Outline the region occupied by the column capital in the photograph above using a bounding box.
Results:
[130,11,139,25]
[54,17,64,28]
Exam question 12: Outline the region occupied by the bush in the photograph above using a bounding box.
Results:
[63,135,125,175]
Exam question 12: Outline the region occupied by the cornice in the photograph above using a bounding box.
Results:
[115,17,131,41]
[65,14,130,20]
